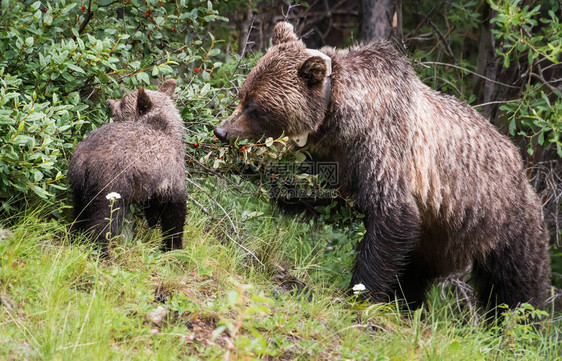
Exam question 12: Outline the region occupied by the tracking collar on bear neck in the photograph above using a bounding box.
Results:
[305,49,332,102]
[290,50,332,148]
[305,49,332,76]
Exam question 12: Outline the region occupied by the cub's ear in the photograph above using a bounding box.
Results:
[137,87,153,115]
[298,56,327,86]
[273,22,298,45]
[158,78,177,97]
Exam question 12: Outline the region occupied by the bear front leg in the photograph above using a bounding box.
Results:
[350,200,421,303]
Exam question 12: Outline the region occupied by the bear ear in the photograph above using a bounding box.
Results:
[137,87,153,115]
[158,78,177,97]
[272,22,299,45]
[298,56,327,86]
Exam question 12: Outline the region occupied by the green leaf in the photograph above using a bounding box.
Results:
[226,290,239,307]
[31,185,50,199]
[67,64,86,74]
[200,83,210,95]
[61,3,77,15]
[32,169,43,182]
[527,51,535,65]
[39,53,46,67]
[137,72,150,85]
[212,159,222,169]
[540,92,551,108]
[30,1,41,11]
[509,118,516,135]
[44,13,52,26]
[294,152,307,162]
[211,325,227,341]
[159,65,173,74]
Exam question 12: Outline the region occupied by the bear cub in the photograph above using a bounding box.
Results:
[215,22,551,311]
[68,79,186,252]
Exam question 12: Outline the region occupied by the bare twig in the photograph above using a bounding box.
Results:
[532,63,562,94]
[474,99,522,108]
[418,61,521,89]
[528,160,562,245]
[77,0,93,36]
[426,20,455,58]
[405,3,442,39]
[282,3,301,20]
[439,267,479,326]
[184,177,266,268]
[186,194,209,215]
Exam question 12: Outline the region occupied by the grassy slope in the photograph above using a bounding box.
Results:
[1,180,561,360]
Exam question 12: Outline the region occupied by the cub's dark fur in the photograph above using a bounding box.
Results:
[215,22,551,311]
[68,79,186,252]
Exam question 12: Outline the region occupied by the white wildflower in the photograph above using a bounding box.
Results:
[105,192,121,201]
[352,283,366,294]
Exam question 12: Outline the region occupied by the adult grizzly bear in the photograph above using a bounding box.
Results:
[68,79,186,252]
[215,22,550,310]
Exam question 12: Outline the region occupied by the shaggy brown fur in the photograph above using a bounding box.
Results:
[215,22,551,310]
[68,79,186,252]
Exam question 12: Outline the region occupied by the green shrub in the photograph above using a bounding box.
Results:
[490,0,562,157]
[0,0,227,212]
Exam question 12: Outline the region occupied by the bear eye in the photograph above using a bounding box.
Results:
[245,104,262,119]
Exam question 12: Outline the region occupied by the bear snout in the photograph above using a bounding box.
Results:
[213,126,229,142]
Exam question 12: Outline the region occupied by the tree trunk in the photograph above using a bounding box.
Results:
[360,0,402,42]
[235,5,254,55]
[474,4,499,122]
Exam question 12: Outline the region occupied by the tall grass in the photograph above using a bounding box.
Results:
[1,183,560,360]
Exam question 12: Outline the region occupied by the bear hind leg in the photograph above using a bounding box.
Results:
[160,199,186,251]
[71,190,92,234]
[146,193,186,251]
[472,236,549,314]
[143,198,162,228]
[72,193,127,255]
[94,197,127,255]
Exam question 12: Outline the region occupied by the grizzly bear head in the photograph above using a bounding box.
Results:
[108,79,177,123]
[214,22,332,146]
